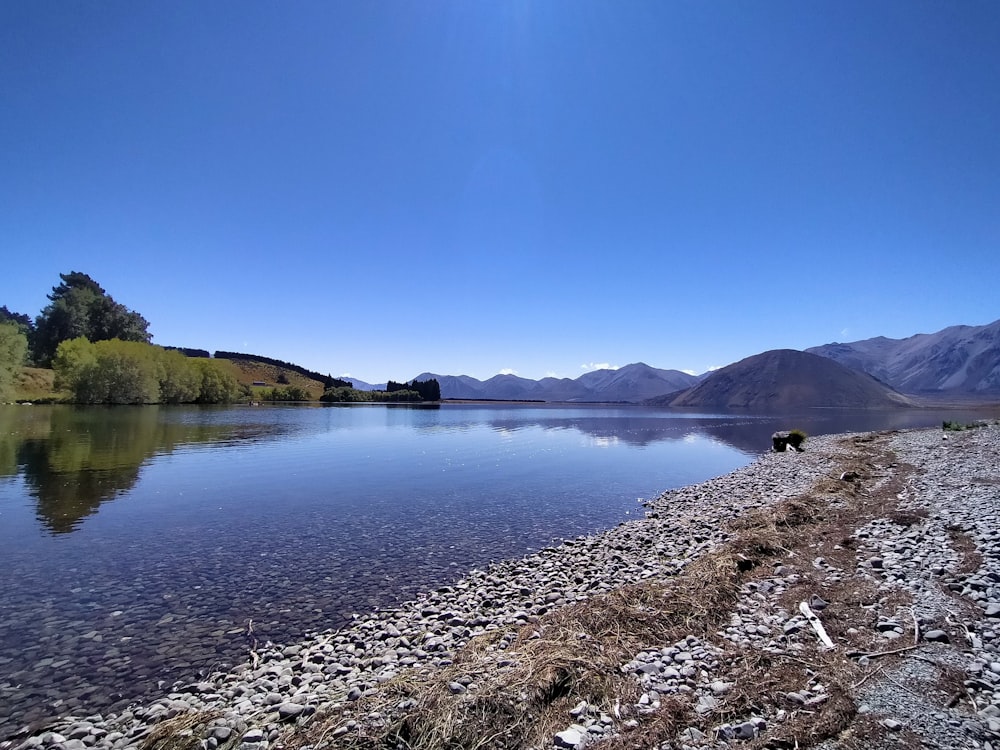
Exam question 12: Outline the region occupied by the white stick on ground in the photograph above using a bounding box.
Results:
[800,601,835,649]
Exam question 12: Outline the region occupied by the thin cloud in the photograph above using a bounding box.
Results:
[681,369,697,376]
[580,362,619,372]
[498,368,518,376]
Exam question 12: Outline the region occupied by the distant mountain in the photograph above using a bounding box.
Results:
[807,319,1000,397]
[412,363,698,403]
[577,362,696,400]
[666,349,914,409]
[345,378,386,392]
[412,373,490,400]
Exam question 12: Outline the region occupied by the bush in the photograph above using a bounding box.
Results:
[53,338,242,404]
[943,419,987,431]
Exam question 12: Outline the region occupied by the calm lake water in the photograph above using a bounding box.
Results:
[0,402,996,737]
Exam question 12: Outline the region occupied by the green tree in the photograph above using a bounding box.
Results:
[54,339,158,404]
[155,348,201,403]
[54,339,242,405]
[52,337,97,394]
[193,359,241,404]
[0,322,29,400]
[33,272,151,365]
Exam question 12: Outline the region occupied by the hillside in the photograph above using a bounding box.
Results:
[221,358,326,399]
[13,367,56,402]
[807,318,1000,397]
[668,349,914,409]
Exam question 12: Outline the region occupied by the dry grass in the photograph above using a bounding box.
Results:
[13,366,57,401]
[141,710,223,750]
[225,359,326,399]
[946,524,984,576]
[289,576,742,750]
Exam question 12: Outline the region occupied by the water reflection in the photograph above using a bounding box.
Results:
[454,406,1000,454]
[0,406,289,534]
[2,403,998,537]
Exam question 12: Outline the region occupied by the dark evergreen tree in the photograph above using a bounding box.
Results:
[33,272,151,365]
[0,306,34,338]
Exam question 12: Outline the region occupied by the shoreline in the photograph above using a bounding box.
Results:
[5,424,1000,749]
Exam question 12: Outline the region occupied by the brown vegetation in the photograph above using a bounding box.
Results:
[224,359,325,399]
[13,366,55,401]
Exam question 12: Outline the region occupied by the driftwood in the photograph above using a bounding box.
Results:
[799,601,835,649]
[847,643,923,659]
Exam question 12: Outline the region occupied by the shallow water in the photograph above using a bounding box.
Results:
[0,402,996,737]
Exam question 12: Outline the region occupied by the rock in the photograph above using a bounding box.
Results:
[553,727,583,748]
[241,729,265,743]
[209,727,232,742]
[809,594,829,610]
[924,629,950,643]
[714,724,735,741]
[695,695,719,714]
[882,718,904,731]
[277,703,307,721]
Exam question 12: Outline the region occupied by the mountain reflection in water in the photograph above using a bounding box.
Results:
[2,403,999,536]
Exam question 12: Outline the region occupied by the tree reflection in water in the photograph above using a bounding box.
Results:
[0,406,283,534]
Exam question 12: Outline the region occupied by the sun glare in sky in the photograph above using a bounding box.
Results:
[3,2,999,381]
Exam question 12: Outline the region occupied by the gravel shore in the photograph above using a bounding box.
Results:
[4,424,999,750]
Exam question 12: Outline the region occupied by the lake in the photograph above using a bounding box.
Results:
[0,402,996,738]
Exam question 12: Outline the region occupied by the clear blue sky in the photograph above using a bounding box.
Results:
[3,1,999,382]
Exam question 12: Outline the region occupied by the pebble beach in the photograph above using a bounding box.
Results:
[5,423,1000,750]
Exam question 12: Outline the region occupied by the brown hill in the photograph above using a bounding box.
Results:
[669,349,914,409]
[222,358,326,399]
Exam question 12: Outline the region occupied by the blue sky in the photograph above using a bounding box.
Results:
[3,1,999,382]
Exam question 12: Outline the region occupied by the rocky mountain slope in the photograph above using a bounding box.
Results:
[667,349,914,409]
[807,318,1000,397]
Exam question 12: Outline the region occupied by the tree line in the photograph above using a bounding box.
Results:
[1,271,441,405]
[385,378,442,401]
[53,338,243,404]
[320,378,441,403]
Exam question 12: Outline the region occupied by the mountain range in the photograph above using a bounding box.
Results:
[806,319,1000,396]
[346,318,1000,407]
[348,363,698,402]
